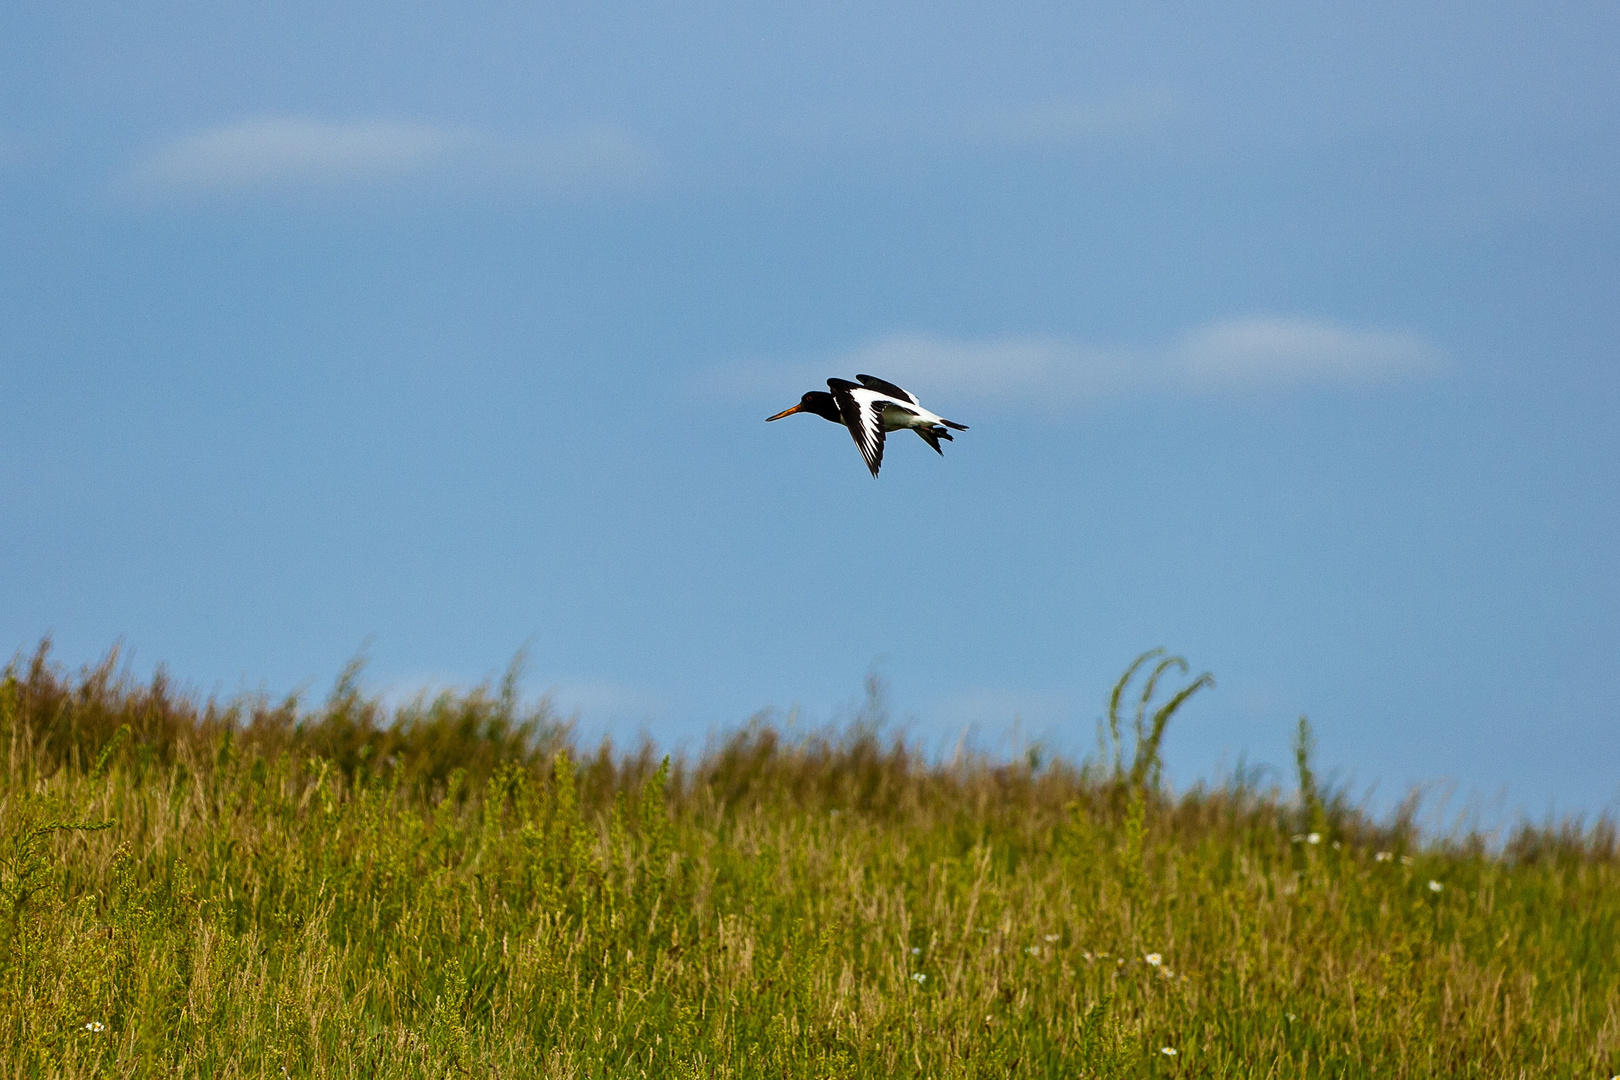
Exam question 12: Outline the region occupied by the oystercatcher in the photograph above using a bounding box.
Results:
[766,374,969,477]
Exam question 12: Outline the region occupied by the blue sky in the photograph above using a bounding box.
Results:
[3,2,1617,820]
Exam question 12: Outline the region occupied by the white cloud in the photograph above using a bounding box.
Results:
[1176,318,1443,386]
[125,116,657,198]
[130,118,457,190]
[723,316,1443,410]
[546,678,666,721]
[836,332,1139,401]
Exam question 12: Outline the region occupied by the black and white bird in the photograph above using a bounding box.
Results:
[766,374,969,477]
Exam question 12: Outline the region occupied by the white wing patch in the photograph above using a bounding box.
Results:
[834,387,889,477]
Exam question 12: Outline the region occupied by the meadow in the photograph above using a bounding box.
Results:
[2,644,1616,1078]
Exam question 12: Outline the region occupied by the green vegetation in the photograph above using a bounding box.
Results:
[2,644,1616,1078]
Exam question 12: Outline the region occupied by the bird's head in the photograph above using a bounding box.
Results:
[767,390,841,423]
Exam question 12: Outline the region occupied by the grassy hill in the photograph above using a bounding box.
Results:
[2,645,1616,1078]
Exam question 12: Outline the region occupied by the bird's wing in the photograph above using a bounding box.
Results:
[855,374,918,405]
[831,386,888,477]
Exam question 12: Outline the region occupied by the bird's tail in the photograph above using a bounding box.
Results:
[940,418,969,431]
[915,427,949,455]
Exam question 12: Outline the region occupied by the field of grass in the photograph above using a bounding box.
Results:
[2,644,1617,1078]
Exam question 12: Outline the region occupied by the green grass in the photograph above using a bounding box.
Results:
[2,643,1616,1078]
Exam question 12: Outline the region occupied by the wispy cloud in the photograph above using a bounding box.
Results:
[546,678,666,722]
[839,333,1135,399]
[719,316,1444,409]
[1175,318,1441,387]
[129,118,454,190]
[124,116,658,198]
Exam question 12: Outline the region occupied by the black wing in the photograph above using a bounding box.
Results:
[855,374,918,405]
[831,387,886,477]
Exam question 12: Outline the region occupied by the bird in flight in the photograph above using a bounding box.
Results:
[766,374,969,477]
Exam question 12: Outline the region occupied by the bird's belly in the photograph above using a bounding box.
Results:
[880,405,935,430]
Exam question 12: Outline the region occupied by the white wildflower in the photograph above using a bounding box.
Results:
[1144,952,1162,967]
[1307,832,1321,845]
[1375,851,1392,862]
[83,1021,106,1033]
[911,947,921,955]
[1161,1047,1178,1056]
[1428,880,1443,893]
[1026,945,1041,956]
[912,972,926,983]
[1044,934,1059,942]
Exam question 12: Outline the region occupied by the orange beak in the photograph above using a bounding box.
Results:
[765,403,804,421]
